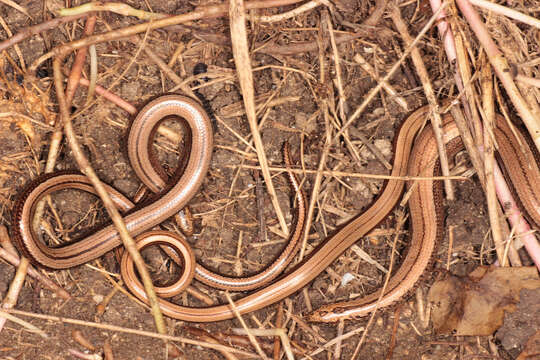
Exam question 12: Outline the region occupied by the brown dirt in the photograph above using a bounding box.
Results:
[0,1,533,359]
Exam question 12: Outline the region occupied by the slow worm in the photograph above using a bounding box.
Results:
[13,95,213,269]
[12,94,306,292]
[12,101,540,323]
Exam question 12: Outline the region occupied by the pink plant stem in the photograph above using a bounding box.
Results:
[456,0,497,53]
[65,16,97,107]
[431,0,540,268]
[493,163,540,270]
[77,77,136,114]
[429,0,457,63]
[429,0,471,96]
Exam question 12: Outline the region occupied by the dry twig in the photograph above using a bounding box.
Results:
[5,308,258,357]
[390,4,454,200]
[229,0,288,234]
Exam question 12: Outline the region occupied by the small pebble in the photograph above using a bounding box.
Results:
[340,273,355,286]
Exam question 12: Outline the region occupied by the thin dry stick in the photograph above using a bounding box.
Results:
[189,327,299,357]
[450,103,522,266]
[283,310,326,343]
[415,286,427,328]
[187,328,240,360]
[5,308,258,358]
[514,74,540,88]
[76,77,190,146]
[85,42,98,104]
[350,244,388,273]
[103,340,114,360]
[334,319,344,359]
[256,31,366,56]
[94,261,151,311]
[353,53,409,111]
[250,0,329,23]
[497,23,540,265]
[0,0,30,21]
[446,225,455,270]
[350,128,392,170]
[390,4,454,200]
[326,13,346,121]
[298,13,334,264]
[448,105,486,184]
[451,19,483,142]
[384,305,402,360]
[300,326,365,359]
[229,163,466,181]
[430,0,475,127]
[30,0,306,74]
[32,16,97,235]
[229,0,288,234]
[52,60,166,333]
[326,13,391,171]
[0,227,21,257]
[351,213,407,359]
[493,166,540,269]
[231,328,295,360]
[253,0,388,56]
[364,0,389,27]
[299,105,332,261]
[333,1,448,141]
[277,331,295,360]
[469,0,540,29]
[225,292,269,360]
[0,16,25,70]
[273,303,283,360]
[127,36,196,99]
[58,1,167,19]
[254,170,268,242]
[0,309,48,338]
[480,59,506,265]
[48,16,174,336]
[0,14,87,52]
[96,285,120,316]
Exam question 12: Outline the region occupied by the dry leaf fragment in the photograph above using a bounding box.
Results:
[428,266,540,336]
